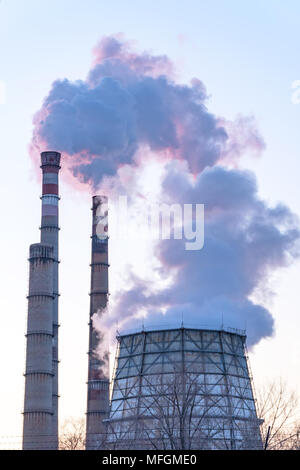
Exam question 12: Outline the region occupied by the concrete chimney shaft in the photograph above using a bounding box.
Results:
[85,195,110,450]
[23,151,61,450]
[23,244,55,450]
[40,151,61,447]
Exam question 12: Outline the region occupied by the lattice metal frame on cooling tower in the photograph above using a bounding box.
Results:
[107,327,262,450]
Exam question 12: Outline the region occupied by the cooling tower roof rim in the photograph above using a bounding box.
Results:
[117,323,246,339]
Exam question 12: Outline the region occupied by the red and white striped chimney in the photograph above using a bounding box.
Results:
[86,195,110,450]
[23,151,61,450]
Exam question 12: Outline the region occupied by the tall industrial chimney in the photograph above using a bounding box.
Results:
[86,195,110,450]
[40,151,61,445]
[23,151,61,450]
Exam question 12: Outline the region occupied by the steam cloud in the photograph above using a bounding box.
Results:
[32,35,300,346]
[31,35,264,185]
[107,163,299,345]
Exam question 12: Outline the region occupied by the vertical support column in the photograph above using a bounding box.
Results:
[86,195,110,450]
[23,244,55,450]
[219,331,236,450]
[40,151,61,448]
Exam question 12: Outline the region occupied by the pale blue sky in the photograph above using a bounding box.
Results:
[0,0,300,447]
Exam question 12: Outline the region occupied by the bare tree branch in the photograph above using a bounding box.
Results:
[59,417,86,450]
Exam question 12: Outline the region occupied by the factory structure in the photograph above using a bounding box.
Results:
[23,151,61,450]
[107,327,262,450]
[22,151,262,450]
[86,196,110,450]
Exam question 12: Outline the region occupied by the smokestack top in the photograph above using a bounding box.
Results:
[92,195,107,210]
[92,195,108,239]
[40,151,61,169]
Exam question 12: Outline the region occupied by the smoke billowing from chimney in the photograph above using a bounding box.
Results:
[31,35,300,346]
[31,34,264,187]
[104,162,300,345]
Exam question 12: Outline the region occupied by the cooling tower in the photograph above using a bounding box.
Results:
[23,151,61,450]
[86,196,110,450]
[107,327,262,450]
